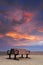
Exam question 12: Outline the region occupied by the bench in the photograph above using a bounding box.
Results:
[7,48,30,59]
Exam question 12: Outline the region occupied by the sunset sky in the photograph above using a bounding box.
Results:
[0,0,43,51]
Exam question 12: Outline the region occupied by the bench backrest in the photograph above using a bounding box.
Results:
[7,48,30,55]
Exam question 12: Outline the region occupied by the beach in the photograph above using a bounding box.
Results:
[0,55,43,65]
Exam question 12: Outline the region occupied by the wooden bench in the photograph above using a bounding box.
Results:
[7,48,30,59]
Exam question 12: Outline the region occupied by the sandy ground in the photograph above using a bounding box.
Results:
[0,55,43,65]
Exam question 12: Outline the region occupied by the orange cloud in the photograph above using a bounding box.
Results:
[24,13,32,17]
[5,32,43,41]
[5,32,23,40]
[24,12,32,22]
[5,32,34,40]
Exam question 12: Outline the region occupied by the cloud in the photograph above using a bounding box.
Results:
[13,9,23,21]
[38,29,43,33]
[37,26,43,33]
[5,32,43,41]
[10,43,29,46]
[39,41,43,45]
[0,7,33,35]
[0,34,43,47]
[0,0,43,48]
[24,12,32,22]
[0,34,4,38]
[0,19,12,34]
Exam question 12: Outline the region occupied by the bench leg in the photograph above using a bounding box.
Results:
[21,54,23,58]
[9,54,11,59]
[14,54,17,59]
[26,54,28,58]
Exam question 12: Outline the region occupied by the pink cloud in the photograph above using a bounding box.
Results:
[0,20,2,26]
[37,26,43,33]
[0,34,4,38]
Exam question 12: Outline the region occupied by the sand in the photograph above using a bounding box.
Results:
[0,55,43,65]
